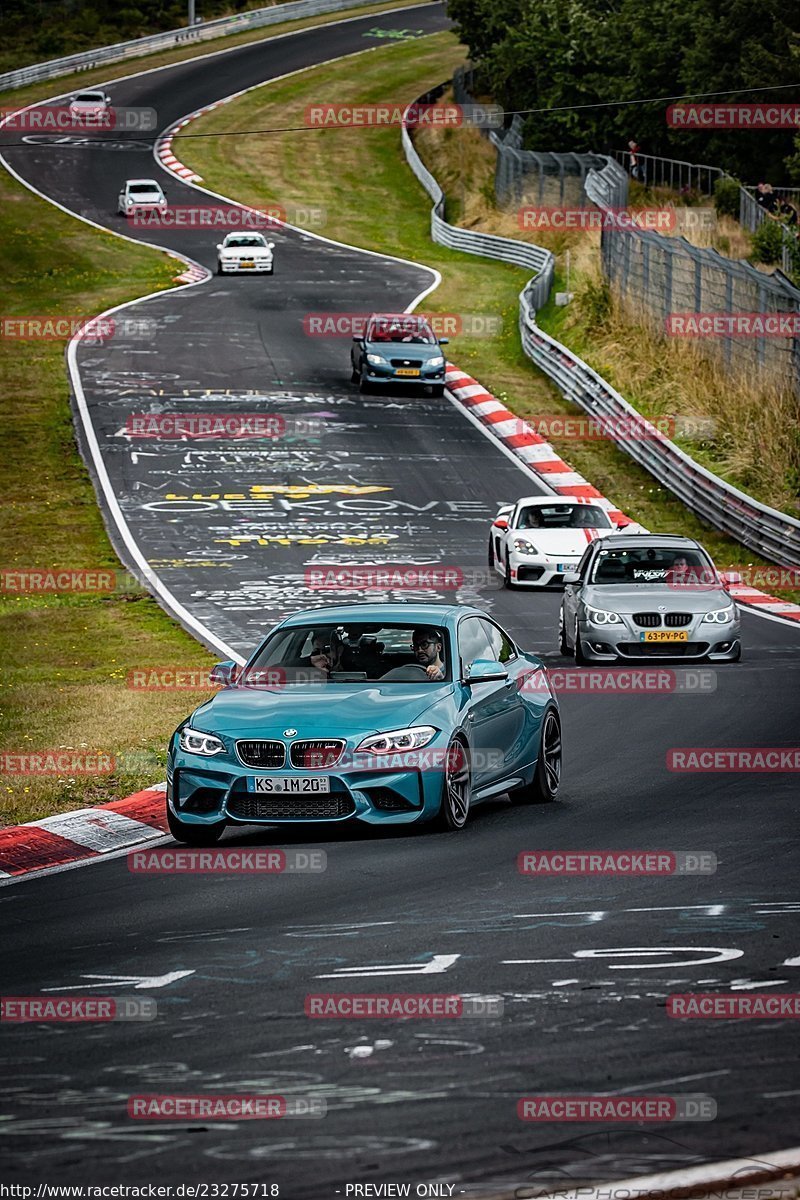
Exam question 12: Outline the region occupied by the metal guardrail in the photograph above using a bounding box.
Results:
[518,293,800,567]
[0,0,385,92]
[401,87,800,567]
[401,89,554,309]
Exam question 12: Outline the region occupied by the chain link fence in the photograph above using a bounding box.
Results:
[585,160,800,387]
[453,69,800,390]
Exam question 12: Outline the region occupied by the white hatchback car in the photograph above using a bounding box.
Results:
[118,179,167,216]
[216,233,275,274]
[489,495,625,588]
[69,90,111,122]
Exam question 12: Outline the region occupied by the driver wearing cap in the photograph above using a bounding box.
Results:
[412,627,445,681]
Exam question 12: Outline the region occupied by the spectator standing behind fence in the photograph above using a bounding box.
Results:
[628,140,646,184]
[756,182,777,213]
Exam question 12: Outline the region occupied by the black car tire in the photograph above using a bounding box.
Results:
[430,384,445,397]
[435,739,471,831]
[574,620,589,665]
[503,548,515,589]
[513,706,562,804]
[358,373,371,394]
[558,609,570,655]
[167,806,226,845]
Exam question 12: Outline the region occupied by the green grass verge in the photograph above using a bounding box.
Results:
[0,0,437,828]
[182,33,799,596]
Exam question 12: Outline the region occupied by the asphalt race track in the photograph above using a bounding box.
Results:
[2,4,800,1192]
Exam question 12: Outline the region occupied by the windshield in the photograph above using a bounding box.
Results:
[244,622,451,684]
[129,183,160,194]
[518,504,612,530]
[589,546,715,585]
[225,235,267,247]
[75,93,105,103]
[367,317,436,345]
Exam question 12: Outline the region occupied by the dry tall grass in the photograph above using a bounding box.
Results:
[416,117,800,515]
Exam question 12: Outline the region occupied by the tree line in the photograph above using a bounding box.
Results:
[447,0,800,184]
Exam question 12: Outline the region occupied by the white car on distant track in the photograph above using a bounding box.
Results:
[216,232,275,274]
[117,179,168,216]
[489,496,626,588]
[69,90,111,122]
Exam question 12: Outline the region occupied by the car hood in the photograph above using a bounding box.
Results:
[513,527,611,554]
[191,681,453,738]
[366,340,442,359]
[222,246,272,256]
[581,584,733,614]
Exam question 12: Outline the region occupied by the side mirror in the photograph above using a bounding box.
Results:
[352,336,364,344]
[493,516,509,530]
[721,571,742,586]
[439,338,449,345]
[105,95,111,103]
[563,571,581,586]
[268,242,275,249]
[465,658,508,684]
[209,660,240,687]
[216,244,223,251]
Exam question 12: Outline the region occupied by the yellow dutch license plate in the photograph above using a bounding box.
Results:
[641,630,689,642]
[395,368,420,377]
[239,260,255,268]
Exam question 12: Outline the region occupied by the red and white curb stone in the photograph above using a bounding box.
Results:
[445,363,800,623]
[0,784,167,879]
[156,98,233,183]
[446,364,639,528]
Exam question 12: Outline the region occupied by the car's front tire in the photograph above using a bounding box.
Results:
[435,739,471,831]
[574,619,589,665]
[513,707,562,804]
[503,549,515,589]
[430,384,445,397]
[558,609,570,655]
[167,806,226,845]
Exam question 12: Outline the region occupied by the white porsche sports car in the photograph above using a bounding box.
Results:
[118,179,167,216]
[489,496,625,588]
[216,233,275,274]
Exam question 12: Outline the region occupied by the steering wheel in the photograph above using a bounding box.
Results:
[380,664,431,681]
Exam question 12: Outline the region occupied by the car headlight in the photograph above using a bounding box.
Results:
[512,537,539,555]
[355,726,437,754]
[366,353,387,366]
[427,355,445,368]
[702,606,734,624]
[585,604,623,625]
[179,726,225,756]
